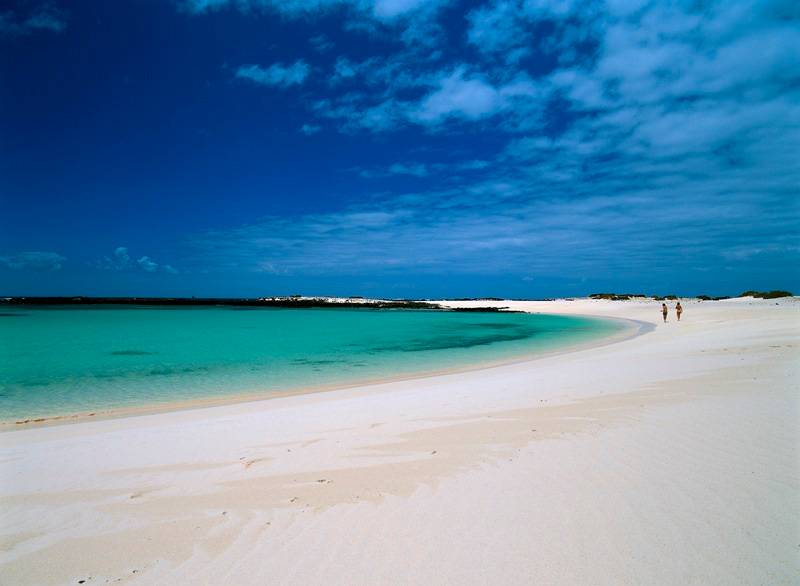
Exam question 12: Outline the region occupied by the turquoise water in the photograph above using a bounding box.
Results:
[0,306,622,421]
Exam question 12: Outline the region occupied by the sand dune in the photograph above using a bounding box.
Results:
[1,297,798,585]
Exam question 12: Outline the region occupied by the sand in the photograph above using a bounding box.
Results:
[0,297,798,585]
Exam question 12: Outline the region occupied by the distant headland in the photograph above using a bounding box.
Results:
[0,291,791,309]
[0,296,512,312]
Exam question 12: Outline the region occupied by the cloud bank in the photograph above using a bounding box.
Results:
[167,1,799,293]
[0,251,66,271]
[184,1,798,283]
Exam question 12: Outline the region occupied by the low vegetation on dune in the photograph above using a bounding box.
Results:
[739,290,793,299]
[589,293,647,300]
[591,291,794,301]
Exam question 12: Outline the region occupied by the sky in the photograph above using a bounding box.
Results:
[1,0,798,298]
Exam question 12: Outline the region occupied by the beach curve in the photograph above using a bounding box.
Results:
[0,297,797,585]
[1,311,640,430]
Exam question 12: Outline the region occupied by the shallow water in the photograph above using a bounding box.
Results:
[0,306,622,420]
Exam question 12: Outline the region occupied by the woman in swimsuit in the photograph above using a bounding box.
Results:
[661,303,668,323]
[676,302,683,321]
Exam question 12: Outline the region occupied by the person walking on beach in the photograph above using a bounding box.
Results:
[661,303,668,323]
[676,302,683,321]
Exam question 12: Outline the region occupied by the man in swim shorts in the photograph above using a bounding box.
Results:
[662,303,668,322]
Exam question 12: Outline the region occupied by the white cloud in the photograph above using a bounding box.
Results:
[180,0,230,12]
[0,3,67,37]
[414,68,502,122]
[137,256,159,272]
[373,0,436,19]
[412,67,539,124]
[309,34,335,52]
[331,57,359,83]
[179,0,446,21]
[96,246,132,270]
[465,0,588,63]
[466,1,524,55]
[235,61,310,88]
[315,96,404,132]
[185,171,799,281]
[113,246,130,264]
[173,0,799,289]
[0,251,65,271]
[388,162,429,176]
[300,123,322,135]
[357,158,491,178]
[96,247,179,274]
[178,0,453,54]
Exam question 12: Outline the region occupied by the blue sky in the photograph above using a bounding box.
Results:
[1,0,798,298]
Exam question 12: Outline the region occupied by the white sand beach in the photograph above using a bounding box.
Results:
[1,297,798,585]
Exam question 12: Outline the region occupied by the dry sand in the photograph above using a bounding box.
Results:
[1,297,798,585]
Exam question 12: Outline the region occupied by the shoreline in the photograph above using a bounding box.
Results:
[1,297,796,585]
[1,313,644,430]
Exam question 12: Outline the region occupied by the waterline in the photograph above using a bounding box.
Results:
[1,306,624,422]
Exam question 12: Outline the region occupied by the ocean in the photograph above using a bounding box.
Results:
[0,306,622,421]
